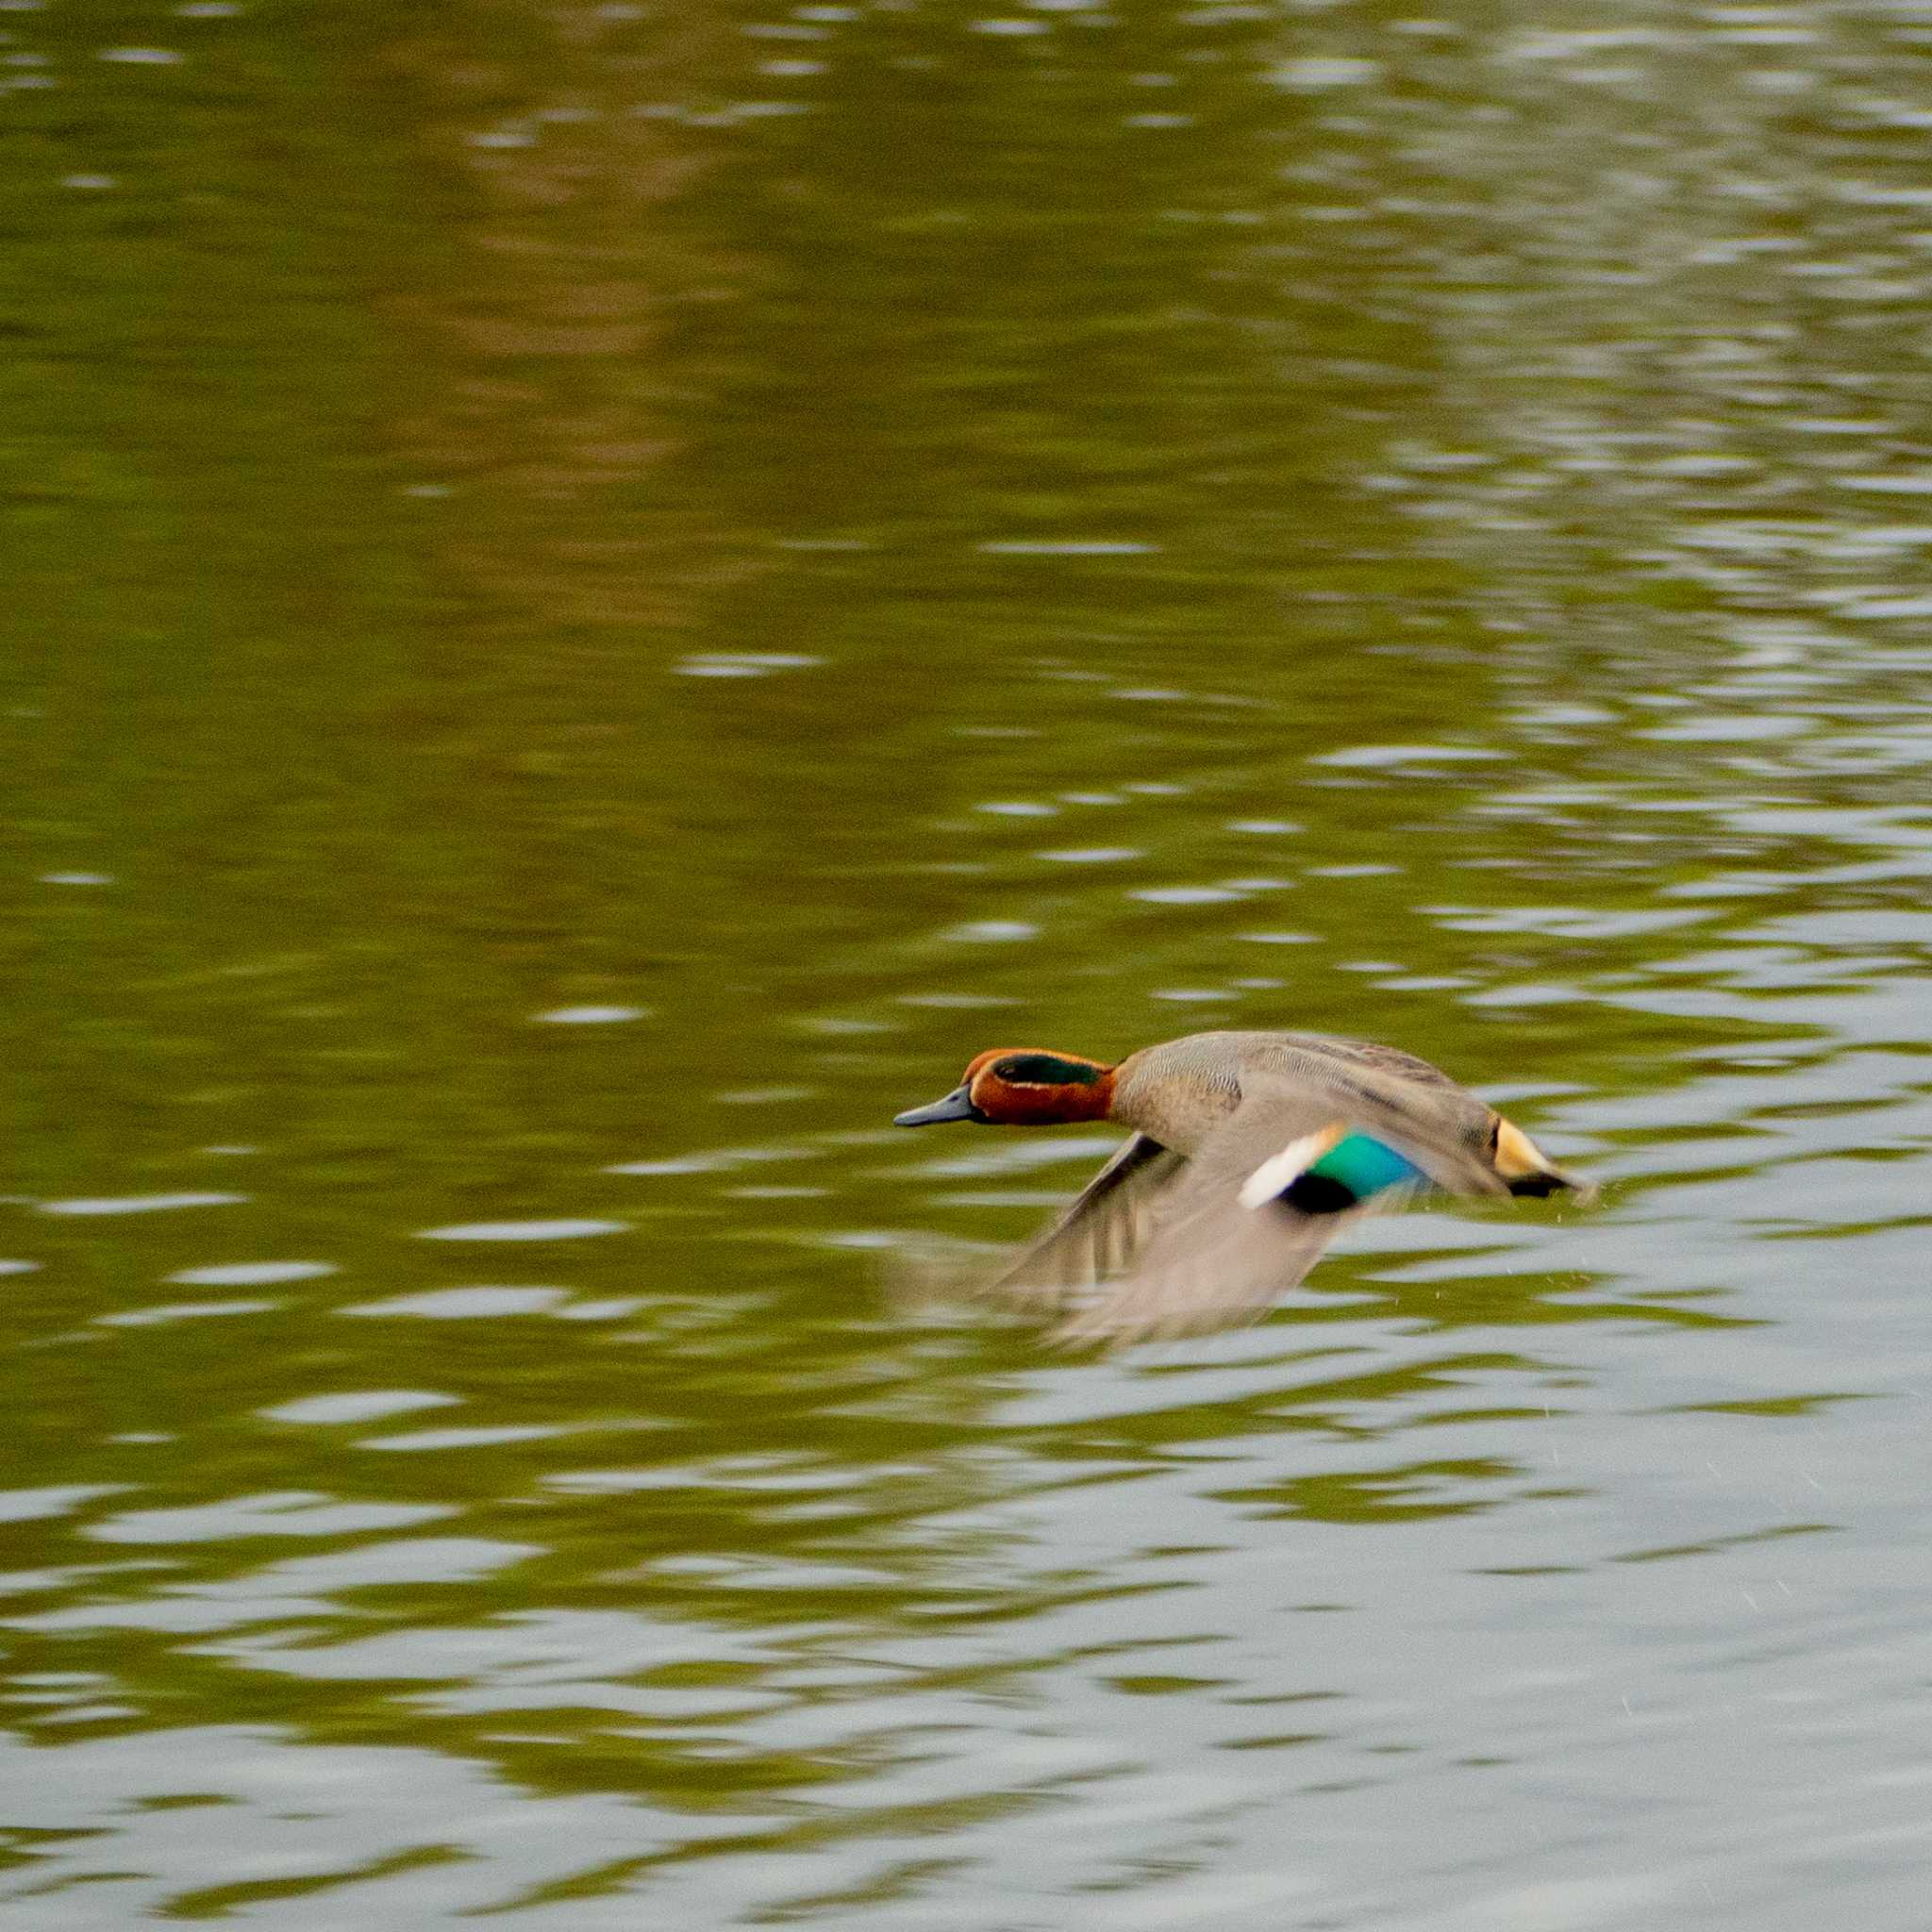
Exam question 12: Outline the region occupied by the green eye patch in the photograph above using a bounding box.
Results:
[994,1054,1104,1087]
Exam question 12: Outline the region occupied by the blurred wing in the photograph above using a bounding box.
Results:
[1053,1072,1499,1346]
[1053,1191,1363,1345]
[980,1132,1186,1308]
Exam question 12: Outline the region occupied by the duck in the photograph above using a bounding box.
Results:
[894,1029,1591,1343]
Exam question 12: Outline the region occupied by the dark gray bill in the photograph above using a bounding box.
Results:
[893,1085,981,1126]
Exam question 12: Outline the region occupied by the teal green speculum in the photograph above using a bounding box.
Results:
[1307,1132,1425,1201]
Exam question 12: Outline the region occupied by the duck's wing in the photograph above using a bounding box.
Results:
[1051,1074,1498,1346]
[1291,1032,1463,1091]
[980,1131,1188,1309]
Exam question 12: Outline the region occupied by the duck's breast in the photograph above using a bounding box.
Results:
[1109,1035,1248,1153]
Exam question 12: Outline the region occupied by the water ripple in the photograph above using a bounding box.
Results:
[38,1192,247,1217]
[414,1219,626,1242]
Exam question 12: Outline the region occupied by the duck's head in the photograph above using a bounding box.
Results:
[894,1049,1117,1128]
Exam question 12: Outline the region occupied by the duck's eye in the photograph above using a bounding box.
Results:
[993,1053,1101,1087]
[1486,1116,1502,1155]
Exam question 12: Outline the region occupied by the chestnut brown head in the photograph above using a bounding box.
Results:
[894,1049,1116,1128]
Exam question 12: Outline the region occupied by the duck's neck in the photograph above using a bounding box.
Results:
[1055,1064,1117,1124]
[1007,1066,1116,1125]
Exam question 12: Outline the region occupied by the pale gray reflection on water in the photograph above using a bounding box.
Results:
[5,0,1932,1926]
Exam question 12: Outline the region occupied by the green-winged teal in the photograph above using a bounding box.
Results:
[895,1029,1591,1342]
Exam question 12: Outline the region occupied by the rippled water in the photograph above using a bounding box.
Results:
[6,1,1932,1925]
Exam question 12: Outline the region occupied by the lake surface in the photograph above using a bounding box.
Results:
[6,1,1932,1924]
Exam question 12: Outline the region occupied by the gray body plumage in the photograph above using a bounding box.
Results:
[1109,1030,1462,1153]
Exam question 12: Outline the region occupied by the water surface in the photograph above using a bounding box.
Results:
[5,1,1932,1925]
